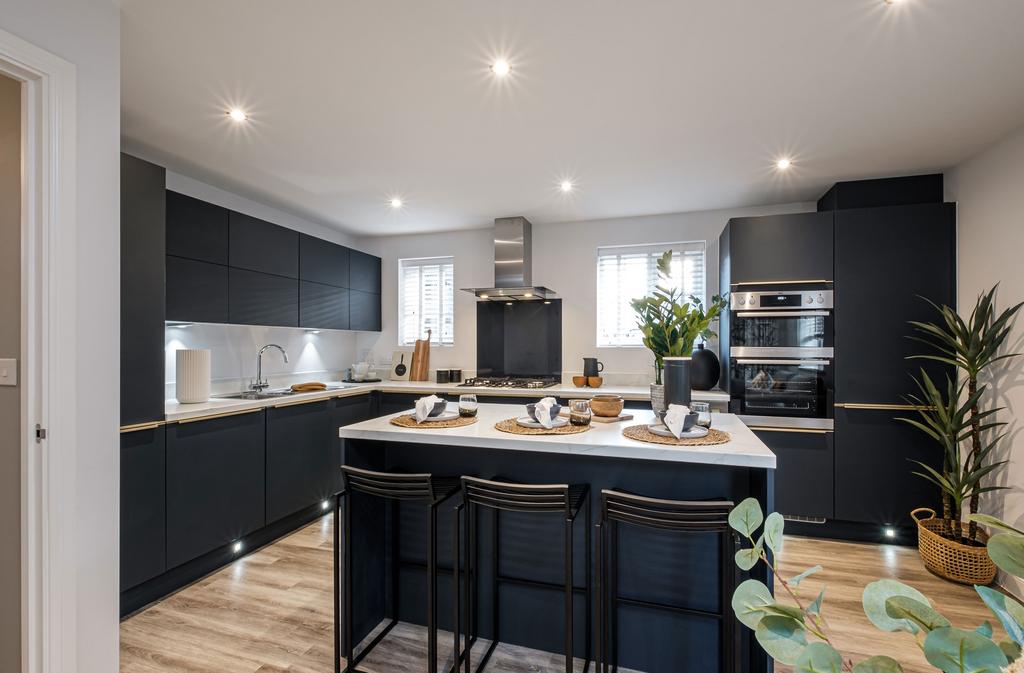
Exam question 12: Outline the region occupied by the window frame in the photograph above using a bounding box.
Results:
[397,255,456,347]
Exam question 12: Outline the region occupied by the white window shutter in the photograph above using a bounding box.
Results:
[399,257,455,345]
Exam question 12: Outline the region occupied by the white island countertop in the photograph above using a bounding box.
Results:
[338,403,775,470]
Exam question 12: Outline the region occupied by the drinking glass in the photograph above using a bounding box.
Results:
[569,399,592,426]
[458,394,478,418]
[692,401,712,428]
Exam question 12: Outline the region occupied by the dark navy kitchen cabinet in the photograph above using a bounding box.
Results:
[266,400,336,524]
[166,255,230,323]
[166,190,229,265]
[120,426,166,591]
[349,249,381,294]
[752,428,833,519]
[229,211,299,278]
[723,212,834,284]
[300,233,350,288]
[229,267,299,327]
[299,281,349,330]
[350,289,382,331]
[120,154,166,425]
[165,410,266,569]
[333,394,374,493]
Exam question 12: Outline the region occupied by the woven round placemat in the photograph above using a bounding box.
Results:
[494,418,591,435]
[390,414,478,429]
[622,424,731,446]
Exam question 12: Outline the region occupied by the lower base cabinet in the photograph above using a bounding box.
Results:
[752,428,834,520]
[166,409,266,569]
[266,399,337,524]
[120,426,167,591]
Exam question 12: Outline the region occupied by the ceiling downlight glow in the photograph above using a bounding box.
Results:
[390,197,403,209]
[227,108,248,122]
[560,180,573,193]
[490,59,511,77]
[775,157,792,170]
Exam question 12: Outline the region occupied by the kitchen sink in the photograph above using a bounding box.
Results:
[214,383,360,401]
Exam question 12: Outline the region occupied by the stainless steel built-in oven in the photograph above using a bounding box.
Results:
[729,289,834,418]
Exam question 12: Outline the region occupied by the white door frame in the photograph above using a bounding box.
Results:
[0,27,79,673]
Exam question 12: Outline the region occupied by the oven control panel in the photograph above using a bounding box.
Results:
[731,289,834,310]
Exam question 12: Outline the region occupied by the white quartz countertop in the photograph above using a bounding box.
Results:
[161,380,729,424]
[338,403,776,470]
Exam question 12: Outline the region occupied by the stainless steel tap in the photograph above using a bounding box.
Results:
[252,344,289,392]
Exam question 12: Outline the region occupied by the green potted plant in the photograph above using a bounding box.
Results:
[899,286,1022,584]
[630,250,727,411]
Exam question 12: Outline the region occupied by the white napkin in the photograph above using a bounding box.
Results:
[534,396,558,429]
[663,404,692,439]
[414,395,444,423]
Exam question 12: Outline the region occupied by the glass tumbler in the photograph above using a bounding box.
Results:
[459,394,478,418]
[569,399,592,426]
[692,401,712,428]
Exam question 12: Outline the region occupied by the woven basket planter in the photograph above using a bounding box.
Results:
[911,508,997,586]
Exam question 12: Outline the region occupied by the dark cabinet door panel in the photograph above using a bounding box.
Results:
[166,191,230,264]
[834,204,956,404]
[349,289,381,331]
[229,267,299,327]
[266,401,336,523]
[752,429,833,519]
[120,427,166,590]
[166,411,266,568]
[727,212,834,284]
[300,234,350,288]
[166,255,230,323]
[229,211,299,278]
[349,249,381,293]
[333,394,374,492]
[299,281,349,330]
[834,407,942,526]
[121,154,166,425]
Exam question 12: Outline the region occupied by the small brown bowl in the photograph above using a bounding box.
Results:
[572,375,587,387]
[589,394,624,417]
[586,376,603,388]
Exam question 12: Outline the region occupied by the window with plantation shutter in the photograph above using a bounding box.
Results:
[399,256,455,346]
[596,241,707,347]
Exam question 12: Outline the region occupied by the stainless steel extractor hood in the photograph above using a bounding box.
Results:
[462,216,556,300]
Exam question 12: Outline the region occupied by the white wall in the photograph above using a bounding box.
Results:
[356,202,814,384]
[1,1,120,671]
[947,124,1024,598]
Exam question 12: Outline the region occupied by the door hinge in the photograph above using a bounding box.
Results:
[35,424,46,442]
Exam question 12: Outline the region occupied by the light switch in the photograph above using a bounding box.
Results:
[0,358,17,386]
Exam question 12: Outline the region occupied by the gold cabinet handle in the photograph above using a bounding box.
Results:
[176,407,263,424]
[119,420,165,433]
[835,402,931,411]
[272,397,330,409]
[747,426,833,434]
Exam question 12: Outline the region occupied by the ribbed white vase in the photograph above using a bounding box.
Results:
[176,349,211,404]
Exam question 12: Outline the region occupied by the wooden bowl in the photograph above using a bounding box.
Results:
[589,394,624,417]
[572,375,587,387]
[586,376,603,388]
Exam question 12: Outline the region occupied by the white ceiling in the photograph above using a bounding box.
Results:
[121,0,1024,236]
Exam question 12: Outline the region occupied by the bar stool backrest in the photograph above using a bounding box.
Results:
[462,476,571,516]
[342,464,436,501]
[601,489,733,532]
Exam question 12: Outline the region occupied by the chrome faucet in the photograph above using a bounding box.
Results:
[252,344,289,392]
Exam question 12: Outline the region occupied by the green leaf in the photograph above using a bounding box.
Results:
[884,595,951,634]
[809,587,826,616]
[923,626,1009,673]
[794,642,843,673]
[790,565,823,587]
[975,621,994,639]
[863,579,929,634]
[762,602,806,623]
[969,514,1024,536]
[975,585,1024,646]
[755,615,807,665]
[736,538,763,571]
[732,579,774,629]
[729,497,764,538]
[852,656,904,673]
[764,512,785,555]
[999,640,1022,663]
[988,533,1024,579]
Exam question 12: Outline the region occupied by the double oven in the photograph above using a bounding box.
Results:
[727,287,834,418]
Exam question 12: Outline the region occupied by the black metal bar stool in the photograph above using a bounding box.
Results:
[453,476,591,673]
[595,490,739,673]
[334,465,463,673]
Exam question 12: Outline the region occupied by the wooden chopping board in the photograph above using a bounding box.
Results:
[410,329,431,381]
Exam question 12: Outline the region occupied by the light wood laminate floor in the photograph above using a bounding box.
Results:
[121,516,1009,673]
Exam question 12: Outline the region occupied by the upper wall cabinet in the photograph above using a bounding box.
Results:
[723,212,834,285]
[350,249,382,294]
[166,191,230,265]
[229,212,299,278]
[300,233,350,288]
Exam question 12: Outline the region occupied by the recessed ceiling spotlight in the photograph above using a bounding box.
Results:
[775,158,793,170]
[390,197,403,209]
[490,59,511,77]
[560,180,573,193]
[227,108,248,122]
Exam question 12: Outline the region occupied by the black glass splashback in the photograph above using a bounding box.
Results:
[476,299,562,378]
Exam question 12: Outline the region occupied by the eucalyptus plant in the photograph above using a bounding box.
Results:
[900,286,1023,543]
[728,497,1024,673]
[629,249,728,384]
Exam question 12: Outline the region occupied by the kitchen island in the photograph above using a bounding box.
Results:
[338,403,774,673]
